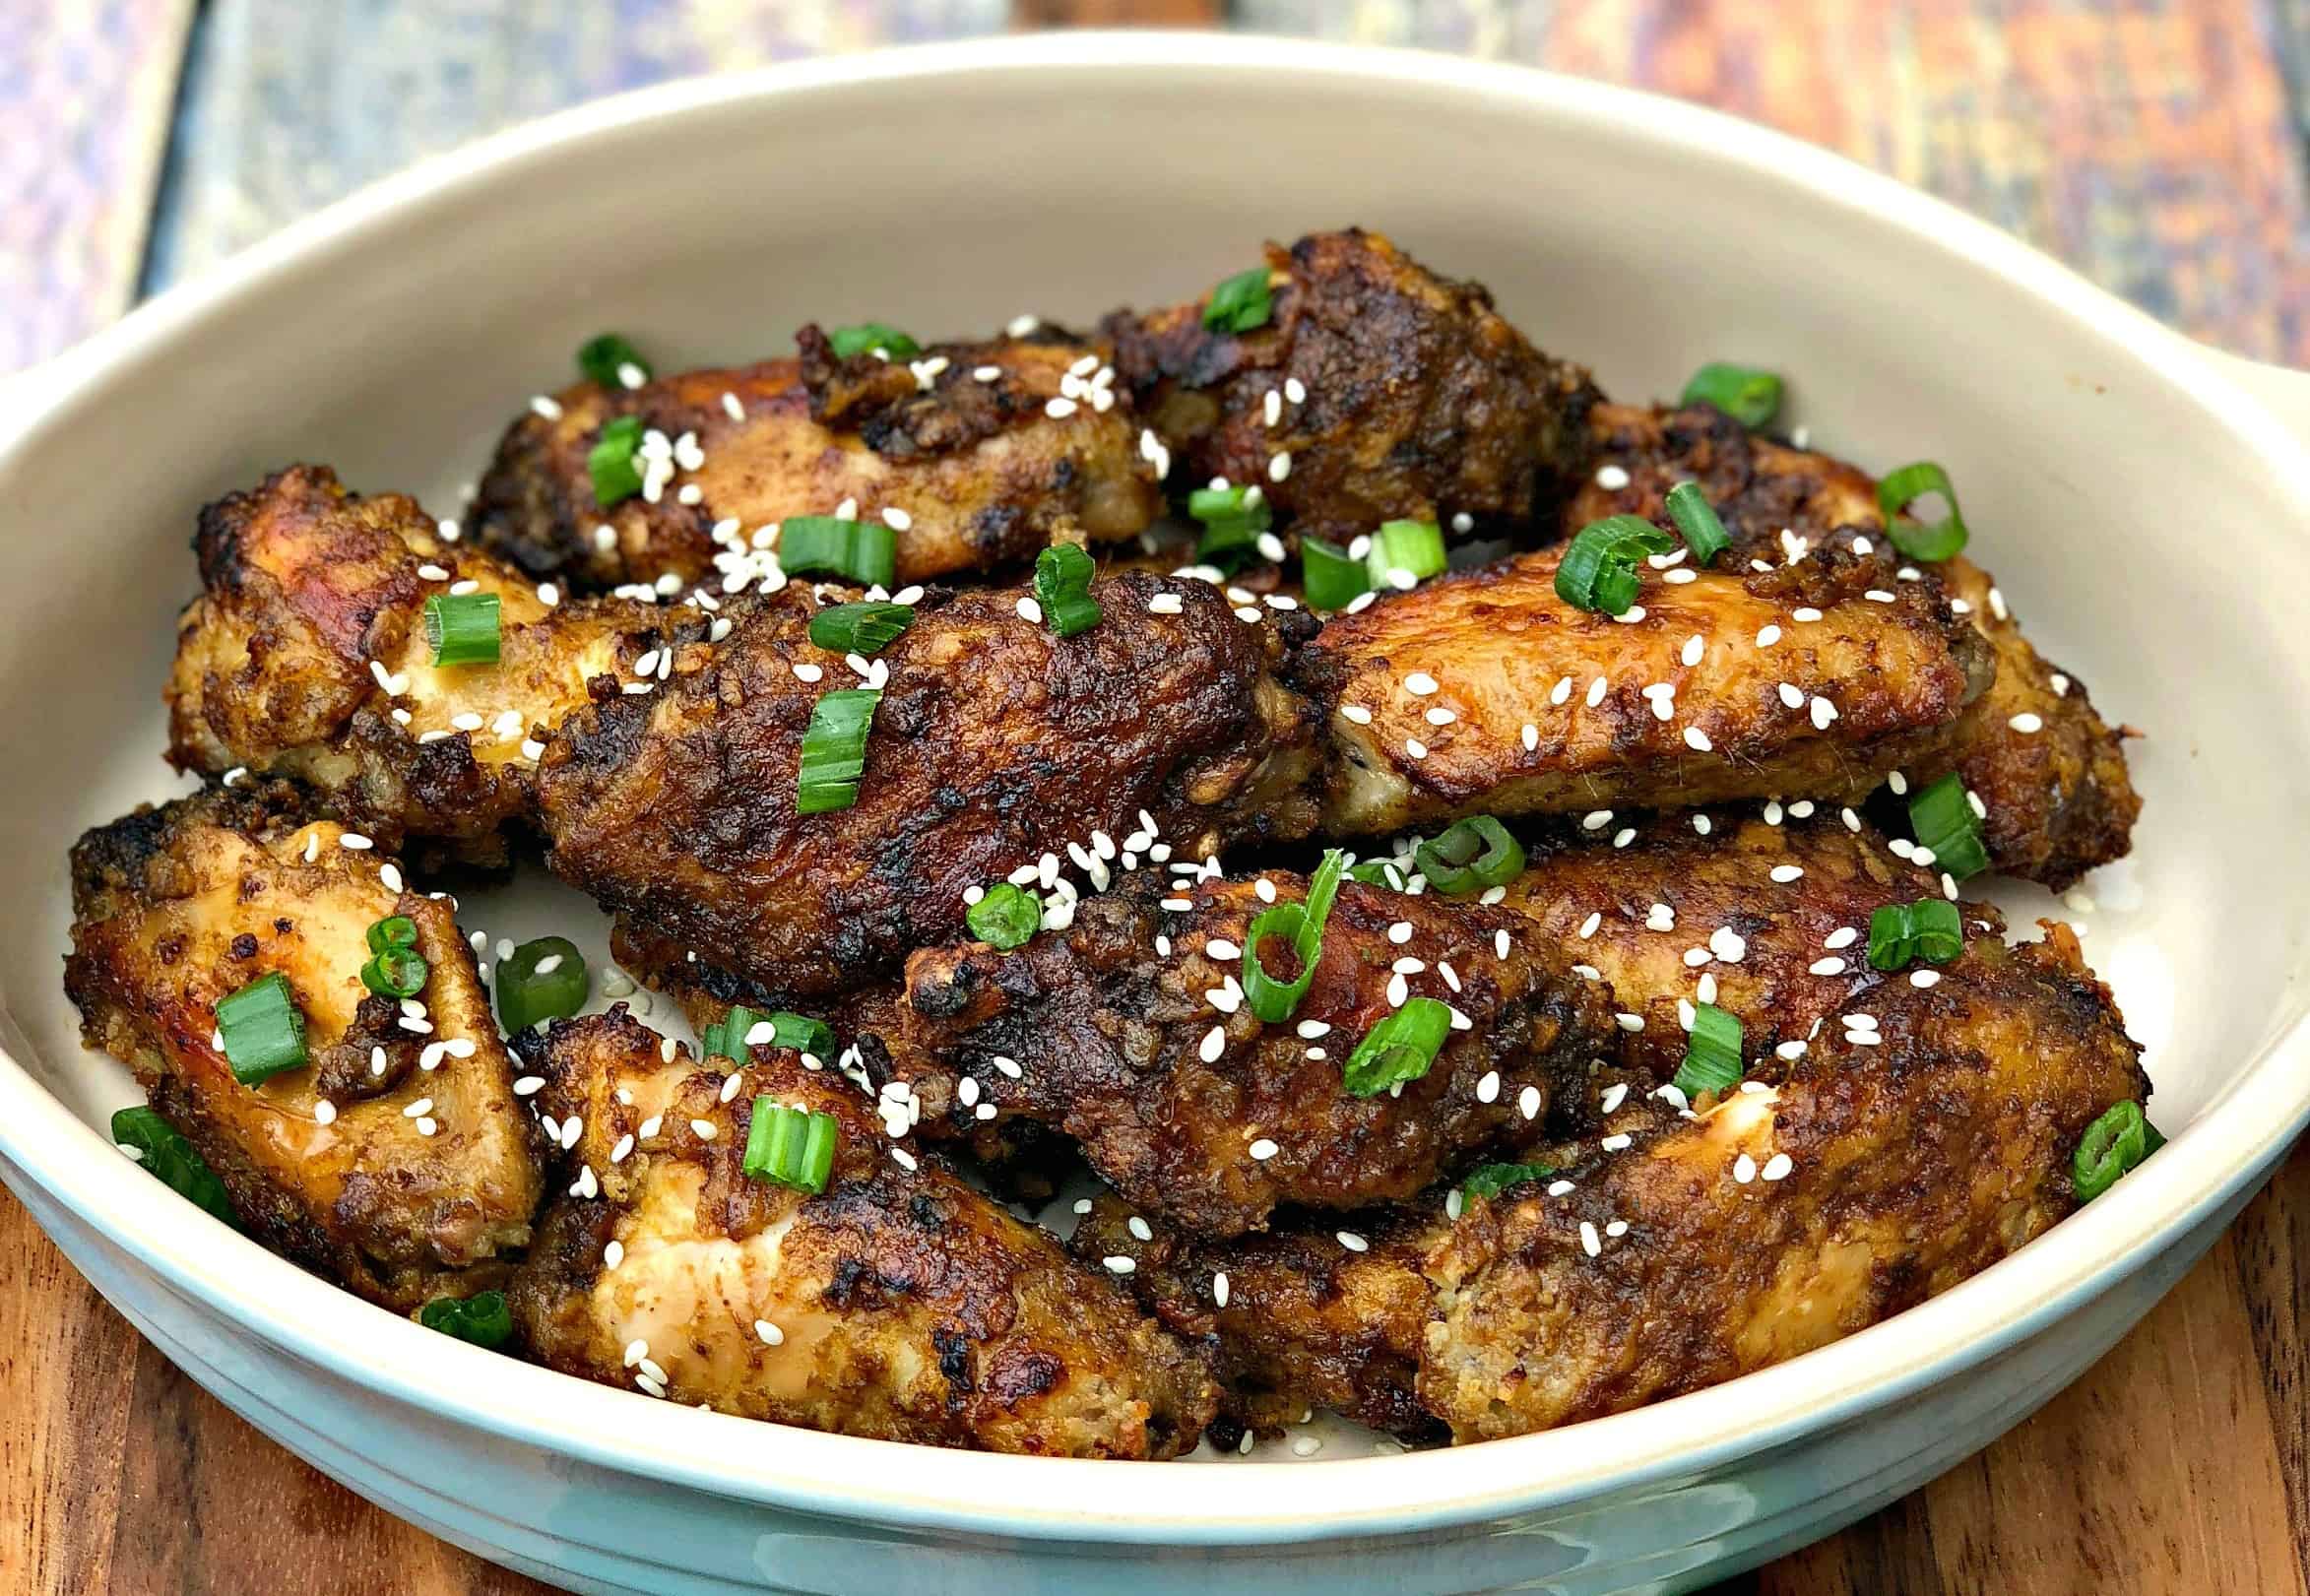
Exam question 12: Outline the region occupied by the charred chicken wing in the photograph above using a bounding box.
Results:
[510,1008,1217,1457]
[65,782,543,1309]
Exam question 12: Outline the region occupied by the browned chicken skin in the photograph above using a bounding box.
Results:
[510,1008,1217,1457]
[1105,228,1600,544]
[65,783,544,1310]
[1079,922,2145,1440]
[845,870,1623,1238]
[1571,402,2138,887]
[468,328,1161,594]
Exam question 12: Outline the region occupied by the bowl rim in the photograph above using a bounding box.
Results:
[5,28,2308,1547]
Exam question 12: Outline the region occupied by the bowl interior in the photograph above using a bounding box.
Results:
[1,39,2306,1519]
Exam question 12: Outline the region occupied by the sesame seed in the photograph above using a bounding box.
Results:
[1756,624,1781,647]
[1103,1255,1137,1276]
[1595,464,1631,490]
[1550,675,1573,706]
[1249,1138,1279,1161]
[689,1118,718,1141]
[1404,671,1440,696]
[1518,1085,1542,1120]
[1016,596,1044,623]
[2009,712,2043,734]
[1586,676,1609,707]
[1684,727,1712,752]
[1601,1133,1633,1152]
[1769,864,1804,883]
[1341,703,1373,726]
[1577,911,1601,939]
[1809,956,1846,976]
[1613,828,1636,849]
[1045,397,1077,419]
[1582,809,1614,831]
[1213,1271,1231,1307]
[1614,606,1647,623]
[1762,1153,1794,1181]
[1864,589,1895,604]
[1616,1012,1645,1032]
[1911,969,1943,988]
[1579,1221,1602,1256]
[1681,634,1704,667]
[1495,929,1511,959]
[1268,452,1292,482]
[1734,1154,1758,1183]
[1476,1070,1501,1104]
[1709,926,1748,963]
[1792,606,1823,622]
[1199,1026,1227,1063]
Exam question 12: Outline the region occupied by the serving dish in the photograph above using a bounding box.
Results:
[3,32,2308,1595]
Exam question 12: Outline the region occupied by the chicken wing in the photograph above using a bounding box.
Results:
[1291,541,1992,836]
[509,1008,1218,1458]
[64,782,544,1309]
[468,327,1161,595]
[1572,403,2138,886]
[1105,229,1600,544]
[844,869,1622,1238]
[1078,922,2147,1440]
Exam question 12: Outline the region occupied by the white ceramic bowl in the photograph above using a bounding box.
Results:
[4,33,2307,1596]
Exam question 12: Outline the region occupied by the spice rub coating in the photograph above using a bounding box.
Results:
[65,782,543,1309]
[509,1008,1218,1457]
[468,329,1161,594]
[1105,229,1600,544]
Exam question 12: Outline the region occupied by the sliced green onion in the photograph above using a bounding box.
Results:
[422,592,501,668]
[1033,543,1103,637]
[1680,362,1783,429]
[967,882,1042,950]
[111,1106,236,1225]
[1878,461,1968,562]
[1413,816,1525,896]
[1242,850,1347,1024]
[2073,1100,2151,1202]
[796,688,882,815]
[1365,520,1446,593]
[1663,479,1731,565]
[827,323,922,360]
[1907,773,1989,880]
[577,333,651,390]
[1867,898,1965,971]
[366,915,418,954]
[360,946,430,999]
[587,415,645,507]
[779,516,897,588]
[743,1099,842,1194]
[216,972,307,1086]
[1556,514,1676,616]
[1460,1160,1555,1202]
[703,1005,836,1064]
[495,936,588,1035]
[1348,858,1411,891]
[807,601,915,656]
[1672,1002,1743,1102]
[1302,537,1371,611]
[419,1290,513,1350]
[1202,267,1274,334]
[1341,996,1454,1099]
[1187,484,1271,565]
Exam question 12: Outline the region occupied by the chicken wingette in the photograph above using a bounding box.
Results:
[1105,229,1600,544]
[509,1008,1218,1458]
[838,869,1623,1238]
[1572,402,2138,886]
[166,466,1322,1003]
[469,326,1162,594]
[1291,540,1993,836]
[64,782,544,1310]
[1075,921,2148,1440]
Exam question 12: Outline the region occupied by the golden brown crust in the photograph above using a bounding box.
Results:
[1572,403,2139,886]
[533,572,1322,1004]
[467,331,1160,594]
[509,1009,1217,1457]
[1290,541,1992,835]
[857,870,1624,1238]
[1088,923,2147,1441]
[1105,228,1600,543]
[64,783,544,1309]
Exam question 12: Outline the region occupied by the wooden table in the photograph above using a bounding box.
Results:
[5,3,2308,1592]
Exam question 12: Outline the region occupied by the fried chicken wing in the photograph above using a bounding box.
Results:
[469,328,1161,594]
[1291,542,1992,836]
[1572,403,2138,885]
[64,783,543,1309]
[1105,229,1600,544]
[1082,923,2146,1439]
[533,571,1320,1004]
[166,465,666,858]
[845,870,1621,1238]
[509,1008,1217,1457]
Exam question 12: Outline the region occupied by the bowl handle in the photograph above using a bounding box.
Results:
[2202,349,2310,454]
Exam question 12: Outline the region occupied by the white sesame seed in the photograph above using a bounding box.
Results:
[1613,606,1647,623]
[1709,926,1748,963]
[1613,828,1636,849]
[2009,712,2043,734]
[1268,452,1292,482]
[1911,969,1943,988]
[688,1118,717,1141]
[1198,1026,1227,1063]
[1249,1138,1279,1162]
[1601,1133,1633,1152]
[1595,464,1631,490]
[1792,606,1823,622]
[1518,1085,1542,1120]
[1616,1012,1645,1032]
[1734,1154,1758,1184]
[1684,727,1712,752]
[1102,1254,1137,1276]
[1579,1221,1602,1256]
[1756,624,1782,647]
[1769,864,1805,883]
[1582,809,1614,831]
[1681,634,1704,667]
[1762,1153,1794,1181]
[1586,676,1609,707]
[1045,397,1077,419]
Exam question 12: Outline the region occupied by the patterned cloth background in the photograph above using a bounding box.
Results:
[9,0,2310,374]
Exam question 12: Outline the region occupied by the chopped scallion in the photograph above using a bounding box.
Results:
[495,936,588,1035]
[419,1290,514,1349]
[743,1099,842,1194]
[111,1106,236,1225]
[1663,479,1731,565]
[360,946,430,999]
[366,916,418,955]
[1671,1002,1742,1102]
[1907,773,1989,880]
[1364,520,1446,592]
[2073,1100,2153,1202]
[1413,816,1525,896]
[1202,267,1274,334]
[1680,362,1783,428]
[587,415,645,507]
[1878,461,1968,561]
[795,688,882,814]
[1340,996,1453,1098]
[1242,850,1347,1024]
[1187,484,1270,565]
[779,516,897,588]
[828,323,922,360]
[216,972,307,1086]
[1033,543,1103,637]
[577,333,651,389]
[1556,515,1676,615]
[1459,1160,1555,1202]
[807,601,915,656]
[702,1005,836,1064]
[423,592,501,668]
[1302,537,1371,611]
[1866,898,1965,971]
[1349,859,1410,891]
[967,882,1043,950]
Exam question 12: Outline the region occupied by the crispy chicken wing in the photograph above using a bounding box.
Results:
[166,465,666,859]
[509,1009,1217,1457]
[1290,541,1992,836]
[64,783,543,1309]
[844,870,1622,1238]
[469,328,1161,594]
[1572,403,2138,886]
[1080,922,2146,1439]
[1105,229,1600,544]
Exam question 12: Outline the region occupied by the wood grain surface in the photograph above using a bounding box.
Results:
[4,1,2309,1592]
